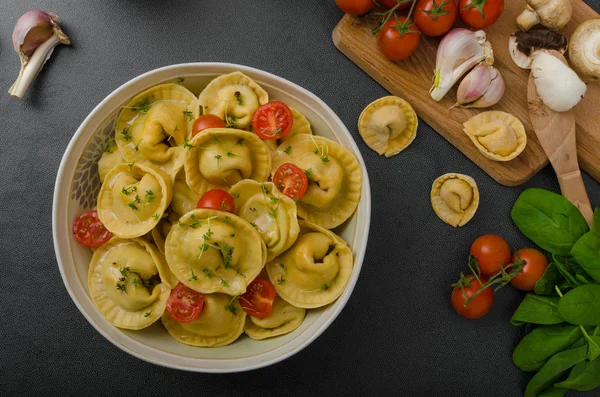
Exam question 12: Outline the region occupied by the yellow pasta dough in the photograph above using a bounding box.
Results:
[463,111,527,162]
[98,144,123,183]
[244,295,306,340]
[265,107,313,152]
[431,173,479,227]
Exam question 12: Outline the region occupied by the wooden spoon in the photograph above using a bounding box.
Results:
[527,50,594,226]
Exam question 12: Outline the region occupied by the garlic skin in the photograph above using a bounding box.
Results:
[430,29,494,102]
[454,63,505,109]
[532,52,587,112]
[9,10,71,99]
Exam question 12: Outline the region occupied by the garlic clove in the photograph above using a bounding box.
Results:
[453,64,505,109]
[467,68,505,109]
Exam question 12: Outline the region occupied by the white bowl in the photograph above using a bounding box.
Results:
[53,63,371,372]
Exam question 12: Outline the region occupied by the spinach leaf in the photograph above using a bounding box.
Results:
[554,357,600,391]
[587,335,600,361]
[513,324,583,372]
[538,387,568,397]
[592,208,600,235]
[558,284,600,326]
[511,294,563,326]
[511,189,589,255]
[571,231,600,283]
[524,344,588,397]
[535,263,562,296]
[553,255,582,288]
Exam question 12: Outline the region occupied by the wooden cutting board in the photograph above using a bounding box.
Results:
[332,0,600,186]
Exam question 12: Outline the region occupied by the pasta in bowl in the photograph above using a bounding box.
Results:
[53,63,370,372]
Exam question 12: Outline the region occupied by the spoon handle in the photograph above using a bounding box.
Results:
[557,170,594,227]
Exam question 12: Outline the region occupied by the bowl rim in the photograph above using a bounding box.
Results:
[52,62,371,372]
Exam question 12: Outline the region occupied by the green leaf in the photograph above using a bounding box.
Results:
[587,336,600,361]
[513,324,583,372]
[553,255,582,288]
[558,284,600,326]
[554,357,600,391]
[537,386,568,397]
[524,344,588,397]
[592,208,600,235]
[511,294,564,326]
[571,231,600,283]
[511,188,589,255]
[535,263,563,296]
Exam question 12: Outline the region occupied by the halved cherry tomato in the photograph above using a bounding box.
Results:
[459,0,504,29]
[273,163,309,200]
[414,0,457,37]
[252,101,293,140]
[379,0,411,10]
[166,283,204,323]
[335,0,375,16]
[239,278,276,318]
[192,114,226,136]
[197,189,235,213]
[377,16,421,61]
[510,248,548,291]
[470,234,512,277]
[451,276,495,319]
[72,210,112,248]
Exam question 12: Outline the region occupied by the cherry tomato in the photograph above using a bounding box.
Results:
[510,248,548,291]
[273,163,309,200]
[192,115,226,136]
[451,276,495,319]
[377,16,421,61]
[197,189,235,213]
[335,0,375,16]
[379,0,411,10]
[252,101,293,140]
[239,278,276,318]
[166,283,204,323]
[72,210,112,248]
[459,0,504,29]
[414,0,457,37]
[470,234,512,277]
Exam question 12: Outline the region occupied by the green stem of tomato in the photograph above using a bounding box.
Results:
[462,258,526,307]
[371,0,414,35]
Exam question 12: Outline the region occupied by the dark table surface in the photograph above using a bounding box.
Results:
[2,1,600,396]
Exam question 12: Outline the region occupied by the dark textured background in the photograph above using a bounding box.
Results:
[1,1,600,396]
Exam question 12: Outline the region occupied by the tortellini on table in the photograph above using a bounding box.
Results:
[229,180,300,262]
[88,237,177,330]
[463,111,527,162]
[266,220,353,309]
[431,173,479,227]
[198,71,268,130]
[272,135,362,229]
[162,293,246,347]
[184,128,271,196]
[165,209,267,296]
[244,295,306,340]
[98,163,172,239]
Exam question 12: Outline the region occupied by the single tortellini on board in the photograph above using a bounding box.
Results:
[272,135,362,229]
[184,128,271,196]
[165,209,267,296]
[98,143,124,183]
[463,111,527,162]
[229,180,300,262]
[162,293,246,347]
[358,96,418,157]
[98,163,173,239]
[88,237,178,330]
[198,71,268,129]
[115,83,200,177]
[431,173,479,227]
[265,107,313,152]
[266,220,353,309]
[244,295,306,340]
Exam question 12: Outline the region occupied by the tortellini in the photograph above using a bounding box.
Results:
[230,180,300,262]
[151,212,179,255]
[98,163,173,238]
[88,237,177,330]
[431,173,479,227]
[273,135,362,229]
[198,71,268,129]
[244,295,306,340]
[358,96,418,157]
[165,209,267,296]
[162,293,246,347]
[266,221,353,308]
[115,83,200,177]
[98,144,123,183]
[184,128,271,196]
[171,172,200,216]
[463,111,527,162]
[265,108,313,152]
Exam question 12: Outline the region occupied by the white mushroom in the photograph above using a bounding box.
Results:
[516,0,572,32]
[508,30,567,69]
[569,19,600,83]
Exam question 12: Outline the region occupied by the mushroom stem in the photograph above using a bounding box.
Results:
[517,6,540,31]
[9,33,62,99]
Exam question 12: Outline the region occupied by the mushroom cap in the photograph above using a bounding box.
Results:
[569,19,600,83]
[509,30,567,69]
[526,0,572,30]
